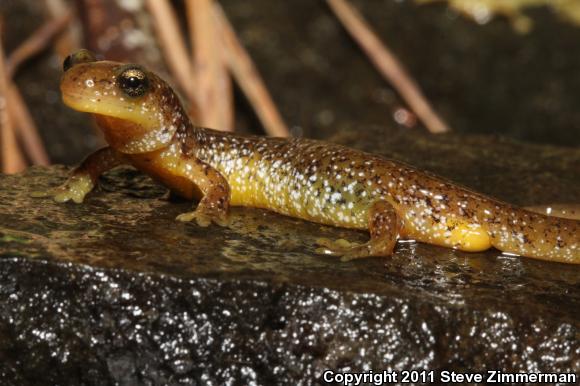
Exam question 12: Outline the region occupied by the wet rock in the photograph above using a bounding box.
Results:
[0,130,579,385]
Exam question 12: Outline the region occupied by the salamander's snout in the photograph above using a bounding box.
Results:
[63,49,97,72]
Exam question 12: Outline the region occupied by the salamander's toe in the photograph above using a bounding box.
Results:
[315,238,372,261]
[176,209,229,227]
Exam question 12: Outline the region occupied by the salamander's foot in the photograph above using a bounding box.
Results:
[315,238,372,261]
[176,207,229,227]
[32,174,94,204]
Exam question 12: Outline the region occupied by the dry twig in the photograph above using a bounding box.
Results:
[187,0,233,130]
[5,10,73,78]
[145,0,200,115]
[0,25,26,173]
[45,0,81,59]
[7,85,50,165]
[327,0,450,134]
[214,4,289,137]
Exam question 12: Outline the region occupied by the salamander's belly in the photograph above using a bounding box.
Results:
[196,137,381,229]
[221,156,370,228]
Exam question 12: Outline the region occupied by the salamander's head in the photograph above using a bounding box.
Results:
[61,49,188,153]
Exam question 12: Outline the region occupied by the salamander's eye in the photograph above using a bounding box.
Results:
[117,67,149,98]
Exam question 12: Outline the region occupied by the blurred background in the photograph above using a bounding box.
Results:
[1,0,580,174]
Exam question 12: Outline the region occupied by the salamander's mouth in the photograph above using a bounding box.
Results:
[61,90,146,124]
[62,91,108,114]
[61,89,151,128]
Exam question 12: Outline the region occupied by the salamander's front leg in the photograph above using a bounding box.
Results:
[45,146,124,203]
[172,157,230,227]
[316,200,402,261]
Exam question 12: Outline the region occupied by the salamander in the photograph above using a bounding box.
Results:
[46,50,579,264]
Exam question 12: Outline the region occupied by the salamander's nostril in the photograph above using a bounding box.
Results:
[63,55,73,72]
[62,49,98,72]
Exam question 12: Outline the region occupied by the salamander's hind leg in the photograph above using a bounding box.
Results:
[316,200,402,261]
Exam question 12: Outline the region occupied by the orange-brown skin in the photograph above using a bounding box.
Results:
[47,50,579,263]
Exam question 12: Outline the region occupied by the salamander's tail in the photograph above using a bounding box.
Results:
[487,207,580,264]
